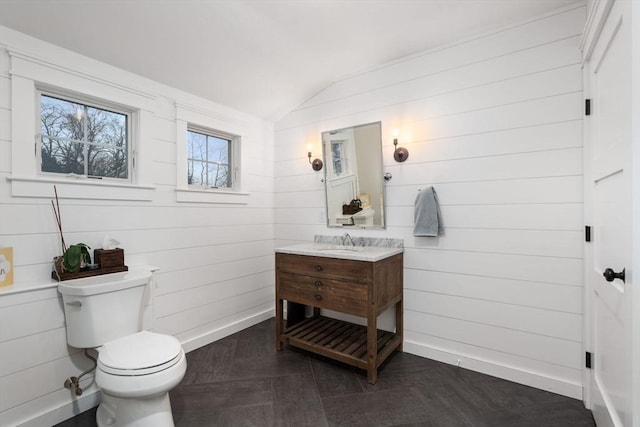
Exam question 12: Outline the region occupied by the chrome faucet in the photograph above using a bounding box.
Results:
[342,232,355,246]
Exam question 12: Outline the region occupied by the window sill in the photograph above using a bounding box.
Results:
[7,175,155,201]
[175,188,249,204]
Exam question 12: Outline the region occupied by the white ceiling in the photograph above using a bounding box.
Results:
[0,0,579,121]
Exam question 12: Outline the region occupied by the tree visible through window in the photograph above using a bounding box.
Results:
[187,129,232,188]
[40,94,129,179]
[331,141,345,176]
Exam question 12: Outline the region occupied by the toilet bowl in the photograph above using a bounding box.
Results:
[94,332,187,426]
[58,269,186,427]
[97,331,186,398]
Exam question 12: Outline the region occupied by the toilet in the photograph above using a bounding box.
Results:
[58,269,186,427]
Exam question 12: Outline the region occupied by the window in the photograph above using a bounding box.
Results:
[175,103,247,203]
[39,93,130,179]
[187,128,233,188]
[331,141,346,176]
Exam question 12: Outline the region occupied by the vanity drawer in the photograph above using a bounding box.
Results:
[276,253,372,283]
[278,271,368,317]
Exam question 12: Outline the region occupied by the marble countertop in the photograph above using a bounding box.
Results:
[275,243,403,262]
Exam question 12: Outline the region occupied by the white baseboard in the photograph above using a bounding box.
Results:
[403,339,584,400]
[16,387,101,427]
[181,308,274,353]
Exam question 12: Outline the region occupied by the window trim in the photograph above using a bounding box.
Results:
[37,89,134,183]
[7,50,156,201]
[7,174,155,201]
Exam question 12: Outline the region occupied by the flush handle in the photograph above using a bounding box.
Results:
[603,268,625,283]
[66,300,82,307]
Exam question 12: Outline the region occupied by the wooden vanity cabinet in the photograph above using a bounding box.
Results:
[275,252,403,384]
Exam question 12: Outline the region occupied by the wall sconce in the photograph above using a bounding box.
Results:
[307,144,323,171]
[392,129,409,162]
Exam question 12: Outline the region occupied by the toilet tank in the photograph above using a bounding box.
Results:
[58,269,152,348]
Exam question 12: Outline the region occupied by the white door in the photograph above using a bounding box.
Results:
[585,1,635,426]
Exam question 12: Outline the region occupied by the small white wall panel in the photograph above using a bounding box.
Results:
[397,147,582,185]
[405,310,581,369]
[410,119,582,164]
[0,328,71,377]
[274,207,325,226]
[0,298,65,342]
[385,175,583,206]
[155,286,273,336]
[436,203,583,230]
[155,255,273,296]
[409,228,581,258]
[155,271,273,317]
[405,290,581,342]
[404,269,583,314]
[404,248,583,286]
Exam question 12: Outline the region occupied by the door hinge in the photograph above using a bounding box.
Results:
[585,99,591,116]
[585,226,592,242]
[586,351,592,369]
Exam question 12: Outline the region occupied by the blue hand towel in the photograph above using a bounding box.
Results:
[413,186,444,237]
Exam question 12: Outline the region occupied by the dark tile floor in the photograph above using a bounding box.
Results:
[56,318,595,427]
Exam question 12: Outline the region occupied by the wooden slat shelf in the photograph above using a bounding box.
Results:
[282,316,400,371]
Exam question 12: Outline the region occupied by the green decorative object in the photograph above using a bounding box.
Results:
[62,243,91,273]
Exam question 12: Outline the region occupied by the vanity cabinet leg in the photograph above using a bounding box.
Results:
[396,299,403,352]
[275,298,283,351]
[367,308,378,384]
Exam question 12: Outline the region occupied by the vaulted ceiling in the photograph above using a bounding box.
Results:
[0,0,579,121]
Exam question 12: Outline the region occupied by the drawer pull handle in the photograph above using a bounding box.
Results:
[314,265,323,271]
[315,294,323,301]
[314,280,323,288]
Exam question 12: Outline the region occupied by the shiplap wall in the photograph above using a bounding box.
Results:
[274,4,585,398]
[0,27,274,426]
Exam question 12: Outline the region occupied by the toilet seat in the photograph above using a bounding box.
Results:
[98,331,183,376]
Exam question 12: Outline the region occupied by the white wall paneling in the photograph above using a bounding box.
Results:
[301,5,586,108]
[0,25,274,426]
[274,3,586,399]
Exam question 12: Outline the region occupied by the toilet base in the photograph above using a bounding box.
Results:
[97,392,175,427]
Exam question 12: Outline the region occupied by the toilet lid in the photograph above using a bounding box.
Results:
[99,331,183,375]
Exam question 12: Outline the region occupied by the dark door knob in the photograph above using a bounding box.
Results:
[603,268,625,283]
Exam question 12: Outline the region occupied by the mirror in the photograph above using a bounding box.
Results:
[322,122,385,229]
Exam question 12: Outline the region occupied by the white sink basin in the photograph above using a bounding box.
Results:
[276,243,403,262]
[315,245,363,253]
